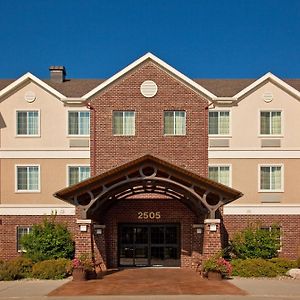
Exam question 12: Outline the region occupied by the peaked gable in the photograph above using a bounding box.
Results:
[82,53,217,101]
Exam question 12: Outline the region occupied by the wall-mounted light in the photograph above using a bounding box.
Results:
[79,225,88,232]
[209,224,217,232]
[96,228,103,235]
[196,228,202,234]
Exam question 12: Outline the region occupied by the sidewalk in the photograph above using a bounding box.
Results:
[0,276,299,300]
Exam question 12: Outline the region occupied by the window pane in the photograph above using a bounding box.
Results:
[124,112,135,135]
[219,112,229,135]
[28,166,39,190]
[175,111,186,135]
[219,166,230,186]
[164,111,174,135]
[69,167,79,185]
[17,227,32,251]
[261,166,271,190]
[208,112,218,134]
[272,166,281,190]
[27,111,38,135]
[260,112,270,134]
[271,112,281,135]
[17,167,28,190]
[17,112,28,135]
[80,167,90,181]
[113,112,123,135]
[79,112,90,135]
[68,112,79,135]
[208,167,219,182]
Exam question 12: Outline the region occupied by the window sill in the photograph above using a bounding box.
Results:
[258,135,283,138]
[258,190,284,193]
[15,135,41,138]
[208,135,232,138]
[15,190,40,193]
[164,134,187,137]
[67,135,90,138]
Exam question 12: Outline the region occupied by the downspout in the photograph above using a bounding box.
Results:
[86,103,96,176]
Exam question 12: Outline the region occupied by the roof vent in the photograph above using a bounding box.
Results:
[140,80,158,98]
[263,92,273,103]
[49,66,66,83]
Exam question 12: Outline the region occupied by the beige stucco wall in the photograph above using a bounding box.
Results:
[210,81,300,149]
[0,81,89,150]
[209,158,300,205]
[0,158,89,204]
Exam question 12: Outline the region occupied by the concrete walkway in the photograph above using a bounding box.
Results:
[0,275,299,300]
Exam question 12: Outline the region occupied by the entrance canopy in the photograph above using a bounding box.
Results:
[54,155,242,219]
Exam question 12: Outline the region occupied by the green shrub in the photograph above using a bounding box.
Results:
[231,258,278,277]
[21,217,74,262]
[297,257,300,268]
[0,257,33,281]
[269,258,298,275]
[230,224,280,259]
[32,258,71,279]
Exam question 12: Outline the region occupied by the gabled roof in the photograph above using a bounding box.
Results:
[0,72,66,100]
[233,72,300,101]
[81,52,217,100]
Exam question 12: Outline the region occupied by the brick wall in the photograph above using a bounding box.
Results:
[0,215,76,260]
[89,61,208,177]
[223,214,300,259]
[92,197,205,268]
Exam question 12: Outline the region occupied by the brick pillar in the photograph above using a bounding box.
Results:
[75,219,94,257]
[203,219,222,259]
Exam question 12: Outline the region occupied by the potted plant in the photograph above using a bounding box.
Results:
[71,254,94,281]
[203,255,233,280]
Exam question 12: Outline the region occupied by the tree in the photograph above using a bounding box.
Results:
[21,217,74,262]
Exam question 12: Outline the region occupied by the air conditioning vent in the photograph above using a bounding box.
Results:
[140,80,158,98]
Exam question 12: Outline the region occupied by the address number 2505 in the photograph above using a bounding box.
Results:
[137,211,161,219]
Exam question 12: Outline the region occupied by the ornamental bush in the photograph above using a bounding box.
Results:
[32,258,72,279]
[21,217,74,262]
[0,257,33,281]
[230,224,280,259]
[232,258,297,277]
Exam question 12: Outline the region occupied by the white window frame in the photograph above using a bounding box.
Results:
[163,110,186,136]
[67,164,91,186]
[67,110,90,137]
[208,164,232,187]
[208,110,231,137]
[259,109,283,137]
[15,164,41,193]
[17,226,32,252]
[258,164,284,193]
[15,109,40,137]
[112,111,136,136]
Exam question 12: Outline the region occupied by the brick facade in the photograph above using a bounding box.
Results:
[223,215,300,259]
[89,61,208,177]
[0,215,76,260]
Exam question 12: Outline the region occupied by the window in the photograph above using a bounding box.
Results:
[260,111,281,135]
[17,226,32,252]
[113,111,135,136]
[164,111,186,135]
[259,165,283,192]
[16,111,39,136]
[208,165,231,186]
[16,165,40,192]
[68,111,90,135]
[208,111,230,135]
[68,166,90,186]
[260,226,282,252]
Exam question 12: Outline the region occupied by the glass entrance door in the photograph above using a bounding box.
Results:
[119,224,180,267]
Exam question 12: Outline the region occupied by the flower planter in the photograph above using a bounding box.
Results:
[72,267,87,281]
[207,271,223,280]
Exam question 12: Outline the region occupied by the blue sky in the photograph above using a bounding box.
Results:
[0,0,299,79]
